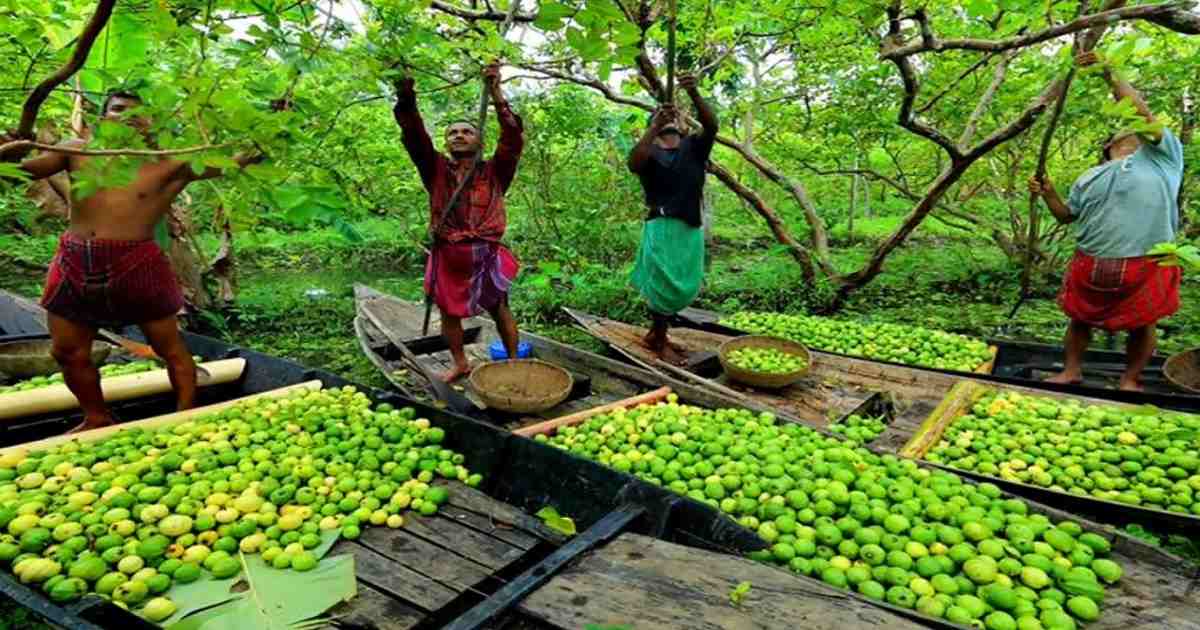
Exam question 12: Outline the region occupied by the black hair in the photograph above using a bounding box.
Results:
[102,90,142,113]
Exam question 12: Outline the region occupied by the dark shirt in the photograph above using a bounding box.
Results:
[635,133,715,228]
[395,101,524,243]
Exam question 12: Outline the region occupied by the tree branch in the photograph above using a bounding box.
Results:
[958,50,1015,147]
[14,0,116,141]
[707,161,817,282]
[886,10,964,161]
[0,140,235,158]
[428,0,537,22]
[882,1,1195,58]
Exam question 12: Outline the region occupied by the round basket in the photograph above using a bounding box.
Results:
[0,340,113,379]
[469,359,574,414]
[1164,348,1200,394]
[718,335,811,390]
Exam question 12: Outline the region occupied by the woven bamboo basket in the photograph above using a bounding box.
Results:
[469,359,574,414]
[1164,348,1200,394]
[0,340,113,379]
[718,335,811,389]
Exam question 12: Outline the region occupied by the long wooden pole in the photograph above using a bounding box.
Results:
[0,358,245,422]
[665,0,678,103]
[514,387,672,437]
[0,380,321,458]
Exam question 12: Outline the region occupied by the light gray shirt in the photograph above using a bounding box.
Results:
[1067,129,1184,259]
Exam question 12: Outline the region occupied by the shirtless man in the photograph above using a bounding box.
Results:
[2,90,260,432]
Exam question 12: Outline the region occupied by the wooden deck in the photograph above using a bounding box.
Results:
[520,533,930,630]
[323,479,569,629]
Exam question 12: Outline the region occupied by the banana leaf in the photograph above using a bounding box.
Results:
[168,552,356,630]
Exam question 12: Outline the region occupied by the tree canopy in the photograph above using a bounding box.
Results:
[2,0,1198,306]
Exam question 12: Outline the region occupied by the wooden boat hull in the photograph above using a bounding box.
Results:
[674,306,1200,411]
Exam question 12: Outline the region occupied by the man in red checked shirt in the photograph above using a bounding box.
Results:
[393,62,524,382]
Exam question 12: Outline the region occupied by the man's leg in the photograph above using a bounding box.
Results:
[1120,325,1157,392]
[1047,320,1091,384]
[440,311,472,382]
[642,313,668,354]
[138,315,197,411]
[47,313,112,432]
[488,298,519,360]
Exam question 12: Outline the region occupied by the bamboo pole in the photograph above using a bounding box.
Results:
[0,380,322,458]
[514,386,673,437]
[0,359,246,422]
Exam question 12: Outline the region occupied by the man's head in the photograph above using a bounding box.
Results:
[1102,131,1140,162]
[102,91,149,131]
[444,119,481,158]
[648,109,685,150]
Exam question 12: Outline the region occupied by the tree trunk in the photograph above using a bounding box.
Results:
[848,155,858,240]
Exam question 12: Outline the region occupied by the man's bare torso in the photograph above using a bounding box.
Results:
[62,140,191,242]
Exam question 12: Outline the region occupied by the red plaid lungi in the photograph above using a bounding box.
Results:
[41,232,183,328]
[424,241,519,319]
[1058,251,1181,332]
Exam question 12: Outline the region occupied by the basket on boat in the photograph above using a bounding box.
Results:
[718,335,811,389]
[469,359,574,414]
[0,340,113,379]
[1164,348,1200,394]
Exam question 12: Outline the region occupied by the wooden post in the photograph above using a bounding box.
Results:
[514,387,672,437]
[0,359,245,421]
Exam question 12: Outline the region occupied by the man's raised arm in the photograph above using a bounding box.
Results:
[393,77,439,190]
[486,63,524,191]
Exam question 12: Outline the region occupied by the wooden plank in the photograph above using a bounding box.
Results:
[332,540,458,610]
[520,533,929,630]
[400,512,528,571]
[324,582,426,630]
[515,387,672,437]
[357,523,493,588]
[0,358,246,422]
[434,480,568,546]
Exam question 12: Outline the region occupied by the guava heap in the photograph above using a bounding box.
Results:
[0,359,171,395]
[540,395,1122,628]
[0,386,478,623]
[929,391,1200,514]
[720,311,992,372]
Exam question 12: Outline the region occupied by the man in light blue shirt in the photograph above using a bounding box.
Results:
[1029,51,1184,392]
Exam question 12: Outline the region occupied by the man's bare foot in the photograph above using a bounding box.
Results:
[1045,371,1083,385]
[439,363,472,383]
[67,416,115,434]
[1118,378,1144,392]
[658,341,689,365]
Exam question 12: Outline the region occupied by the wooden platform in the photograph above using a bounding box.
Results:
[520,534,929,630]
[326,479,568,629]
[566,308,962,440]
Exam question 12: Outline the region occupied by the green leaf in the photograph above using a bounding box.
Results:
[0,163,30,182]
[169,552,356,630]
[161,575,242,627]
[535,506,560,520]
[544,515,576,536]
[535,1,573,29]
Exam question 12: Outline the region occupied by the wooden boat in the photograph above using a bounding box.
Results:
[2,289,1198,629]
[353,284,800,430]
[674,306,1200,412]
[352,291,1200,629]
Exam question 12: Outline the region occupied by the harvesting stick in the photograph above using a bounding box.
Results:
[666,0,678,103]
[1014,66,1076,318]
